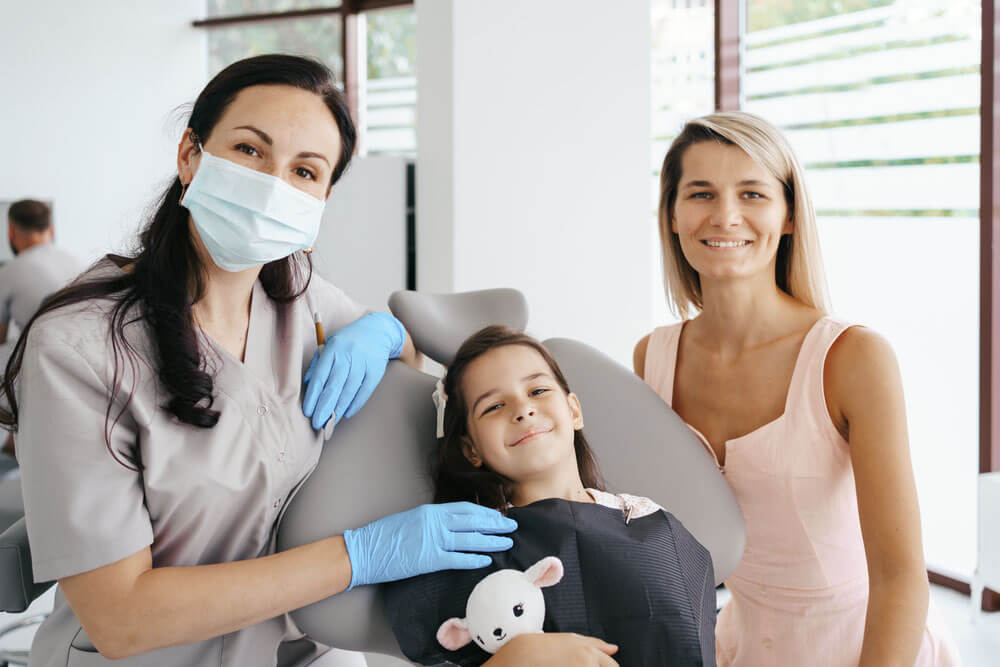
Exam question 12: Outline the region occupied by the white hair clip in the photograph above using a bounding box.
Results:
[432,377,448,438]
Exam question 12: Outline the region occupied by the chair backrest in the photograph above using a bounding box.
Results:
[276,290,745,660]
[0,517,50,613]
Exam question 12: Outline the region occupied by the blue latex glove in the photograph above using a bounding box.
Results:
[302,312,406,430]
[343,502,517,589]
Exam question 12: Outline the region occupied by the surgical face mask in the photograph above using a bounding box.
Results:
[181,149,326,272]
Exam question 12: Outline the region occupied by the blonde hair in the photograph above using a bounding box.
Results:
[657,111,830,318]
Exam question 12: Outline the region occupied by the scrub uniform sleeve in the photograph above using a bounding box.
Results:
[17,338,153,583]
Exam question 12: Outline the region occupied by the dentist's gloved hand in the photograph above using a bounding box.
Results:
[302,312,406,430]
[343,502,518,589]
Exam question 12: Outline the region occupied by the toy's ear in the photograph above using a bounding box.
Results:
[525,556,564,588]
[437,617,472,651]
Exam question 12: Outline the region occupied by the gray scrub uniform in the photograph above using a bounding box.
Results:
[0,243,85,366]
[0,243,85,328]
[16,258,368,666]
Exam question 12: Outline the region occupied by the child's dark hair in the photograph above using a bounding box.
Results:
[434,325,605,510]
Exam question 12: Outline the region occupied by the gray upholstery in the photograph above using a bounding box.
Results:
[0,477,24,535]
[543,338,744,581]
[387,289,528,366]
[0,479,51,615]
[277,290,745,661]
[278,361,437,656]
[0,518,51,613]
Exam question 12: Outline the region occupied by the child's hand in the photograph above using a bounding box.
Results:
[485,632,619,666]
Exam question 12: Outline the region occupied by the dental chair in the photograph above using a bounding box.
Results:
[277,288,745,663]
[0,288,745,666]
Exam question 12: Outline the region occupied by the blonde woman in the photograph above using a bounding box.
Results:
[634,112,960,666]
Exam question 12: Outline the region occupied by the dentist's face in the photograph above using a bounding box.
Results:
[671,141,792,282]
[178,84,343,201]
[460,345,583,484]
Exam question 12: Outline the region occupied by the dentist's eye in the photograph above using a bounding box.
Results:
[513,603,524,617]
[235,143,260,157]
[294,167,316,180]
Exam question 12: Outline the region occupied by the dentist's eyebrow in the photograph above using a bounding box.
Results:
[234,125,330,166]
[234,125,272,144]
[298,151,331,167]
[471,372,553,414]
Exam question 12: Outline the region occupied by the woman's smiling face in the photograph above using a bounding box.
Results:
[460,344,583,484]
[671,141,792,282]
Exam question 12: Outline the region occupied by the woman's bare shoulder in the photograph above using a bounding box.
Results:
[824,324,900,425]
[633,333,651,378]
[825,325,896,380]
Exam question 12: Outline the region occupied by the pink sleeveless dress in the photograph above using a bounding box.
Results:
[643,316,961,666]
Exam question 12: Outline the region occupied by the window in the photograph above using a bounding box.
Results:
[742,0,983,579]
[650,0,715,324]
[195,1,415,156]
[362,7,417,155]
[206,15,344,83]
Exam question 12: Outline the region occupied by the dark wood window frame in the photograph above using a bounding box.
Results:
[192,0,414,129]
[714,0,741,111]
[974,0,1000,612]
[717,0,1000,610]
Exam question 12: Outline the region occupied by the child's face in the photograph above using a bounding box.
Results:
[460,345,584,484]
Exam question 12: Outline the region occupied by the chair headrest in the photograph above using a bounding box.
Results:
[388,289,528,366]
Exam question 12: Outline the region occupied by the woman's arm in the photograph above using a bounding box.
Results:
[633,333,651,380]
[59,537,352,660]
[825,327,929,667]
[60,501,515,660]
[484,633,619,667]
[398,331,423,370]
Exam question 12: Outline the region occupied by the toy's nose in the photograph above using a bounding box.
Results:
[493,628,503,637]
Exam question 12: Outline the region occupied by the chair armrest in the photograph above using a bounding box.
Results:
[0,517,53,612]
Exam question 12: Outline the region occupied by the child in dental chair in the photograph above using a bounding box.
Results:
[385,325,716,667]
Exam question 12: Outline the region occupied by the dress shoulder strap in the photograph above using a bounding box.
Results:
[643,322,685,406]
[784,315,858,441]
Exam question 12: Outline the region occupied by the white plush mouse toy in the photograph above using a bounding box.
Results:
[436,556,564,655]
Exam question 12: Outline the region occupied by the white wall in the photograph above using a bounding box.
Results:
[0,1,206,264]
[312,155,410,311]
[416,0,654,366]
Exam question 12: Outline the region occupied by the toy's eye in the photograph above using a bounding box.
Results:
[513,603,524,617]
[476,635,485,645]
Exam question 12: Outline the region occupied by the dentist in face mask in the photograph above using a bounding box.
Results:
[3,55,515,667]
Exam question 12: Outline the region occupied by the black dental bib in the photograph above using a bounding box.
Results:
[383,498,716,666]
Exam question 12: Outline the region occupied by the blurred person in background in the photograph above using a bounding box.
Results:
[0,199,83,462]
